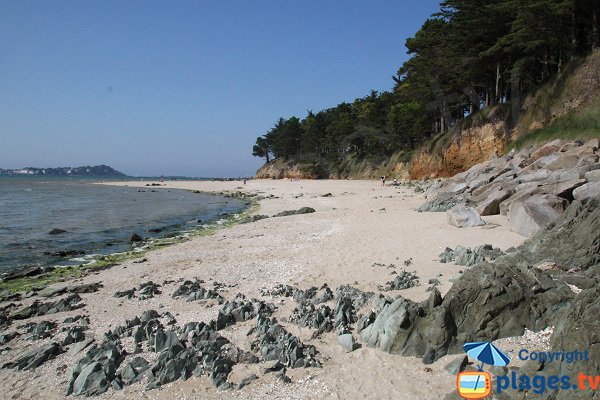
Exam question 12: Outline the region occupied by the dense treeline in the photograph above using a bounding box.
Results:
[252,0,600,165]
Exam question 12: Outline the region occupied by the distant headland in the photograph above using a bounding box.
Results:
[0,164,126,176]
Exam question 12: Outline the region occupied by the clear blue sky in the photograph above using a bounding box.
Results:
[1,0,440,177]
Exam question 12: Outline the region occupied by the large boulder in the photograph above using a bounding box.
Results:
[539,178,587,201]
[446,205,485,228]
[498,284,600,400]
[516,168,552,183]
[473,187,515,216]
[573,181,600,201]
[508,194,567,237]
[513,199,600,271]
[585,169,600,182]
[545,154,581,171]
[2,342,62,371]
[72,362,111,396]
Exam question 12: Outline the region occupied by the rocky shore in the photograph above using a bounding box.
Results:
[0,139,598,399]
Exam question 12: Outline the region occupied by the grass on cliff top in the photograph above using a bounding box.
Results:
[0,195,260,294]
[507,108,600,152]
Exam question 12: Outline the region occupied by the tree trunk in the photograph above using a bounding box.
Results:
[266,152,270,163]
[510,66,521,128]
[495,62,501,105]
[594,0,600,48]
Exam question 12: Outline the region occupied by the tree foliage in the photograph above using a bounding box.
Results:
[252,0,600,164]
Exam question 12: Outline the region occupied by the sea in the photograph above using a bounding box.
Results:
[0,176,246,273]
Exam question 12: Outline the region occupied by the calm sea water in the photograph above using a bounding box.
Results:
[0,176,246,272]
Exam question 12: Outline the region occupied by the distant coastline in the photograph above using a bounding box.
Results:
[0,164,125,177]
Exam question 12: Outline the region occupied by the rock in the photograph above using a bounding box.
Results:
[3,342,62,370]
[513,199,600,271]
[241,214,269,224]
[215,297,269,330]
[154,330,182,353]
[530,140,561,161]
[336,333,357,352]
[252,314,321,368]
[263,360,285,373]
[585,169,600,182]
[210,357,233,389]
[114,289,135,299]
[576,154,600,167]
[237,373,258,389]
[11,293,85,320]
[37,285,67,298]
[473,187,514,216]
[545,154,581,171]
[498,186,541,216]
[68,338,94,356]
[129,233,143,242]
[141,309,160,322]
[540,178,587,201]
[0,332,18,345]
[378,270,420,291]
[28,320,57,339]
[289,303,334,334]
[172,280,224,303]
[273,207,316,217]
[72,362,111,396]
[67,341,124,396]
[322,193,333,197]
[446,205,485,228]
[120,356,149,385]
[517,168,551,183]
[417,194,462,212]
[1,266,43,282]
[49,249,85,258]
[137,281,161,300]
[444,355,469,375]
[48,228,67,235]
[512,285,600,399]
[68,282,103,294]
[573,181,600,201]
[441,244,504,267]
[62,326,86,346]
[438,248,455,263]
[508,194,568,237]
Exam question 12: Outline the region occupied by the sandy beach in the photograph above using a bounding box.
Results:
[0,179,529,399]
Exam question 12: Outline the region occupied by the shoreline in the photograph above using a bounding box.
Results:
[0,179,528,399]
[0,185,254,293]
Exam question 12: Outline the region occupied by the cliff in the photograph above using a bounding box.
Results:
[256,50,600,180]
[256,158,327,179]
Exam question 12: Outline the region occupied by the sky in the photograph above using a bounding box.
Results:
[0,0,440,177]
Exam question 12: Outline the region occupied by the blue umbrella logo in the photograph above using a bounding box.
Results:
[464,342,511,370]
[462,341,511,396]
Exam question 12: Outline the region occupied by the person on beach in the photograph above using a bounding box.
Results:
[243,178,247,185]
[381,176,386,187]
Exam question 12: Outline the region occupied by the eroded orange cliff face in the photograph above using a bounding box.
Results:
[410,121,509,179]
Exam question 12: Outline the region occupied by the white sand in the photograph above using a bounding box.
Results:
[0,179,528,399]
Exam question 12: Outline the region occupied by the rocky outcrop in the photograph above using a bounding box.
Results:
[439,244,505,267]
[410,121,509,179]
[256,158,326,179]
[419,138,599,237]
[360,199,599,365]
